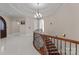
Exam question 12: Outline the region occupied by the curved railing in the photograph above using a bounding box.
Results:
[33,32,79,55]
[33,32,48,55]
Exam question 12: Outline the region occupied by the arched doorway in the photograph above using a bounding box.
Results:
[0,16,7,38]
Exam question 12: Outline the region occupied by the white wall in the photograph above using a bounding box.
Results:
[2,16,35,36]
[44,4,79,40]
[20,17,34,35]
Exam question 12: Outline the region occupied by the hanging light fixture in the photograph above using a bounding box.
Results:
[34,10,43,19]
[34,3,43,19]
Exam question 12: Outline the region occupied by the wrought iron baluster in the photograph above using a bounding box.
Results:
[57,39,58,49]
[75,43,77,55]
[54,38,55,45]
[60,40,62,54]
[64,41,66,55]
[69,42,71,55]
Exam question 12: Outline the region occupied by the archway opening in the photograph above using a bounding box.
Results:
[0,16,7,38]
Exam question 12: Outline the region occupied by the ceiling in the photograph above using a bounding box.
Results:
[0,3,63,18]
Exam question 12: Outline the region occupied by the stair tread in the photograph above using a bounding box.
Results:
[48,48,57,50]
[49,51,60,55]
[46,43,53,45]
[46,43,55,46]
[45,40,52,42]
[49,51,59,53]
[45,39,52,40]
[47,46,56,48]
[48,48,58,52]
[47,47,56,49]
[47,45,56,48]
[49,53,60,55]
[46,42,54,43]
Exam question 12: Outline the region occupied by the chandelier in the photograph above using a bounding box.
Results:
[34,3,43,19]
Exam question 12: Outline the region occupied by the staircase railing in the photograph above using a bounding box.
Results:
[33,32,48,55]
[33,32,79,55]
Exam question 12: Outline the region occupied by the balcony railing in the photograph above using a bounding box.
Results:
[33,32,79,55]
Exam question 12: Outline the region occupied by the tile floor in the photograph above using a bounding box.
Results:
[0,33,39,55]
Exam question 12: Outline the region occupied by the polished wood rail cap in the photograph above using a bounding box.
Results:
[34,32,79,44]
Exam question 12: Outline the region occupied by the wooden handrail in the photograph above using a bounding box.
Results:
[33,32,79,55]
[35,32,79,44]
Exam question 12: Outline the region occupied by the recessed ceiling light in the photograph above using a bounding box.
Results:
[32,3,45,8]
